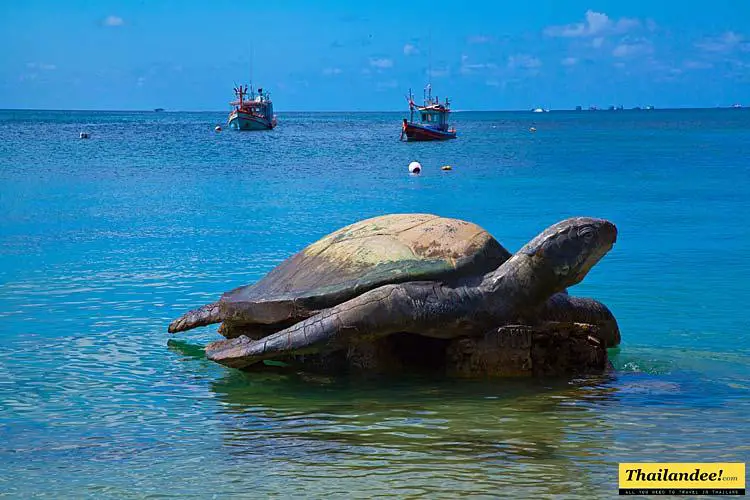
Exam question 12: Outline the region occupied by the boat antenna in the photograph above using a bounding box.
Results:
[427,28,432,85]
[426,28,433,104]
[249,44,254,95]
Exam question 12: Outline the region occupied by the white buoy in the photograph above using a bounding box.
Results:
[215,125,222,132]
[79,132,89,139]
[408,161,422,174]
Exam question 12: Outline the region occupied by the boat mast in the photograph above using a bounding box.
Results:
[426,28,432,105]
[236,85,244,108]
[409,88,414,122]
[249,44,254,96]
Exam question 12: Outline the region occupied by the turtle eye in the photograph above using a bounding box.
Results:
[578,226,595,243]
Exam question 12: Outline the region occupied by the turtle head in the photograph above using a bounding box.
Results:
[519,217,617,289]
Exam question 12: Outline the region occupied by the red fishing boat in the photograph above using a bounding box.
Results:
[227,84,277,131]
[400,84,457,141]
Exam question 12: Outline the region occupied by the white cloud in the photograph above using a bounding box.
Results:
[369,58,393,69]
[684,60,713,70]
[695,31,747,53]
[460,55,497,74]
[428,67,450,78]
[322,67,342,76]
[103,15,124,27]
[507,54,542,70]
[403,44,419,56]
[612,38,653,58]
[561,57,578,66]
[651,62,685,82]
[544,10,640,38]
[376,80,398,91]
[26,62,56,70]
[468,35,492,44]
[461,63,495,74]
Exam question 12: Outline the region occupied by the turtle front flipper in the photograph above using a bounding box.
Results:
[168,302,223,333]
[537,293,620,347]
[205,282,481,369]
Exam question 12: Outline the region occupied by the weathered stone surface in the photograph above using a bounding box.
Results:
[205,218,618,370]
[530,323,609,376]
[446,322,608,378]
[218,214,510,328]
[446,325,533,377]
[250,335,425,375]
[225,323,609,378]
[535,294,620,347]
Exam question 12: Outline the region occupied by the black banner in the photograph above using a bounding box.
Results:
[620,488,745,496]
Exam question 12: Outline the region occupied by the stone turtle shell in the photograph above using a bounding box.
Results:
[219,213,511,326]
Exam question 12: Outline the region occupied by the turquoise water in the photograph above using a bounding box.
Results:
[1,109,749,497]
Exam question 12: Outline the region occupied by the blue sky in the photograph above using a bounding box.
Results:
[1,0,748,111]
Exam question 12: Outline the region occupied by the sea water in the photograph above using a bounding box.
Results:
[1,109,748,497]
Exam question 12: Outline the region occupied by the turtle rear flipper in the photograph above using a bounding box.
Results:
[168,302,223,333]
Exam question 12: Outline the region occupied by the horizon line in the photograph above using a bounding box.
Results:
[0,105,745,113]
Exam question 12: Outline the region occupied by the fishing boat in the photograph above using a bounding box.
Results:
[400,84,456,141]
[227,84,277,131]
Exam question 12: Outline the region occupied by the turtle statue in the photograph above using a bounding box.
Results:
[169,214,619,374]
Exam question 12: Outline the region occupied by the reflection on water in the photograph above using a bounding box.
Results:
[1,109,749,496]
[3,326,748,497]
[1,329,749,497]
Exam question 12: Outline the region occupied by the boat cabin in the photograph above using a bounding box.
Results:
[231,85,274,121]
[408,85,451,132]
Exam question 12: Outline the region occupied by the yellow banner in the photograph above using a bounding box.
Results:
[619,463,745,491]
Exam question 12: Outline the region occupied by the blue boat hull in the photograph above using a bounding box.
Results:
[228,111,275,131]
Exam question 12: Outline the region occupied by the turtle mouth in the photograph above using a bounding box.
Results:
[571,224,617,283]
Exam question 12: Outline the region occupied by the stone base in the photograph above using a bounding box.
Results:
[446,322,608,378]
[239,321,608,378]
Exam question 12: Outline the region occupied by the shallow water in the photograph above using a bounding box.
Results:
[1,109,749,497]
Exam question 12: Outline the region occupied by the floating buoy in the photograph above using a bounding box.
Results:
[79,132,89,139]
[529,127,537,133]
[441,165,452,171]
[408,161,422,174]
[215,125,222,132]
